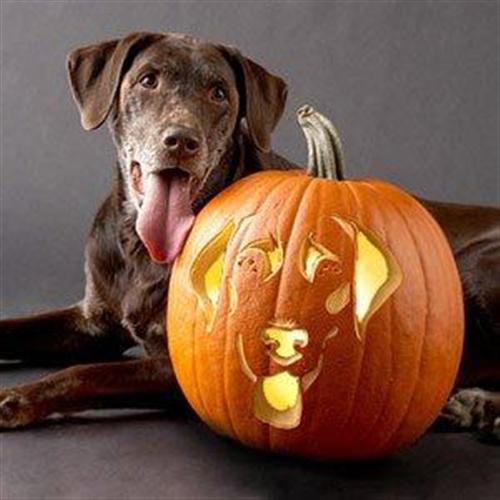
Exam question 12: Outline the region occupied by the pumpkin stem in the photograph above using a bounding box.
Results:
[296,105,346,181]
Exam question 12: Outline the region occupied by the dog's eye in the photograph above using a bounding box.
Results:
[209,85,227,103]
[139,73,158,89]
[299,234,342,282]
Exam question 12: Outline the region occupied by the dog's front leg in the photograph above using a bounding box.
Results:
[0,305,134,365]
[0,356,180,429]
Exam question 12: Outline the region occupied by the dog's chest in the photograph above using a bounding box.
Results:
[119,260,170,349]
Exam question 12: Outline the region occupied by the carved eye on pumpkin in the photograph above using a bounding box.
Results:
[236,235,284,282]
[299,233,351,316]
[299,234,342,283]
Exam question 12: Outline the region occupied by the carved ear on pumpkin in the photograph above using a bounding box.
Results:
[190,220,236,332]
[67,32,162,130]
[218,45,288,152]
[332,216,403,340]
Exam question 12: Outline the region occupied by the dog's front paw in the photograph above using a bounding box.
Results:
[438,388,500,441]
[440,388,487,429]
[0,389,39,429]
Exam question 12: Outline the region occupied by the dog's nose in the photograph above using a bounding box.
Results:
[164,126,200,158]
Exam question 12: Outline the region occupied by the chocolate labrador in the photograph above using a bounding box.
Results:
[1,32,499,440]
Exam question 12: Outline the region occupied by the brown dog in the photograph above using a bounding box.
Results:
[1,32,499,440]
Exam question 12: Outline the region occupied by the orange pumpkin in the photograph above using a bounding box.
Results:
[167,106,464,460]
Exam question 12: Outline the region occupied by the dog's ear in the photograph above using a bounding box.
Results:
[332,216,403,340]
[67,32,161,130]
[220,46,288,152]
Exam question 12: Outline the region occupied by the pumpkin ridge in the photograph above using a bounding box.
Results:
[268,175,316,451]
[223,174,297,445]
[333,181,390,444]
[348,181,421,448]
[220,220,249,444]
[169,259,209,423]
[167,256,207,423]
[325,180,363,437]
[191,270,213,426]
[291,178,337,449]
[345,182,395,448]
[379,193,463,453]
[366,183,429,454]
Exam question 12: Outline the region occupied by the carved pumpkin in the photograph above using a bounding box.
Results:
[167,106,463,460]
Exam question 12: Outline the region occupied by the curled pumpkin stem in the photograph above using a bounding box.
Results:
[296,105,346,181]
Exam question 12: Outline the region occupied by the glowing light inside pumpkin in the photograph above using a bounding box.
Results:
[304,242,323,281]
[353,228,402,339]
[237,324,332,429]
[263,326,308,362]
[204,251,225,317]
[262,371,300,411]
[190,220,235,331]
[355,230,390,324]
[267,242,284,277]
[329,216,403,339]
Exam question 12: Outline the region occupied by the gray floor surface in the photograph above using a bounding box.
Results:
[1,366,499,500]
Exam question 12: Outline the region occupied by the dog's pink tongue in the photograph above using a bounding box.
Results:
[136,171,195,264]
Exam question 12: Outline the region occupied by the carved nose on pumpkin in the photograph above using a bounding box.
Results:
[262,325,309,366]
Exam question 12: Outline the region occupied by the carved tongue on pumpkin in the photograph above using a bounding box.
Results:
[136,170,195,264]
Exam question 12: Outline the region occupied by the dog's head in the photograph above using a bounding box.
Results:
[67,32,287,264]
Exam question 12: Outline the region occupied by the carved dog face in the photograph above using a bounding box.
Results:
[190,213,402,429]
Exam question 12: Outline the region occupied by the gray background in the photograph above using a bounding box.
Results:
[1,0,499,316]
[1,2,500,499]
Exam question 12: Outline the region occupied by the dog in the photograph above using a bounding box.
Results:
[1,32,499,440]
